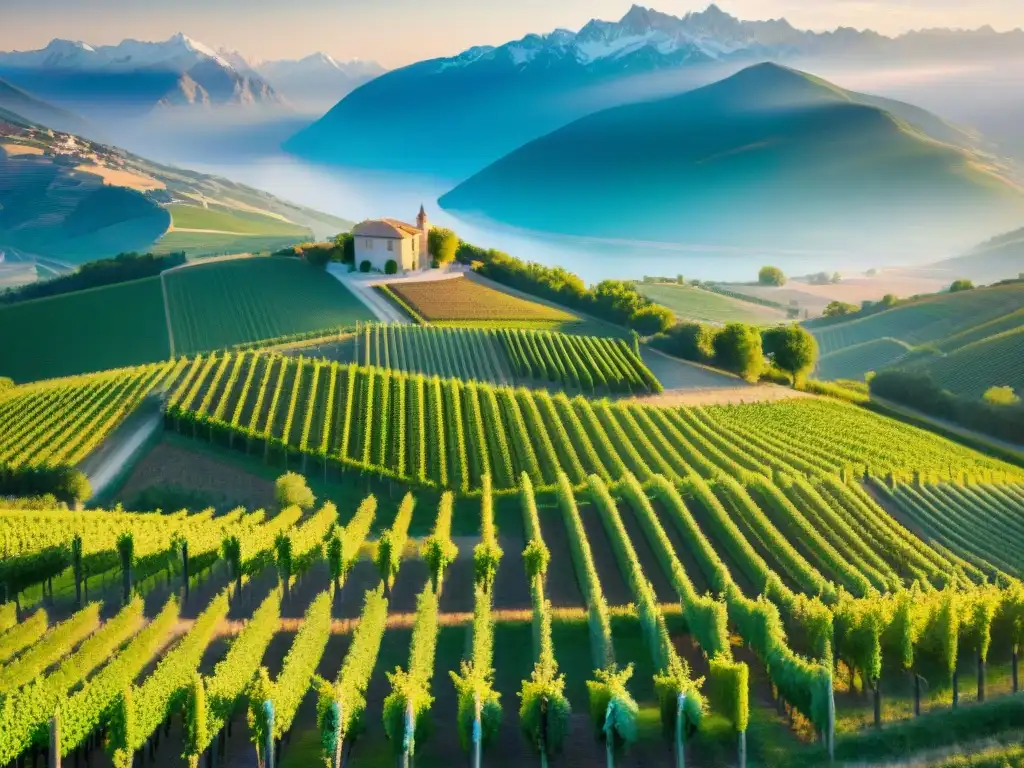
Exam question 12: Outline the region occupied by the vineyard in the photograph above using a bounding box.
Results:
[0,361,181,471]
[384,276,579,328]
[0,278,171,383]
[1,459,1023,767]
[165,354,1021,495]
[2,310,1024,766]
[353,323,660,392]
[163,257,374,356]
[809,283,1024,392]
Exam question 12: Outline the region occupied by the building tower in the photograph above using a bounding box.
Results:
[416,204,430,268]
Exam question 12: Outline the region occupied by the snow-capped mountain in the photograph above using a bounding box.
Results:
[254,53,386,112]
[286,3,1024,177]
[0,33,286,117]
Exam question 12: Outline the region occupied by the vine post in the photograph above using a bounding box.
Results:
[604,699,616,768]
[402,699,415,768]
[262,700,275,768]
[332,700,344,768]
[472,692,482,768]
[49,712,60,768]
[674,693,685,768]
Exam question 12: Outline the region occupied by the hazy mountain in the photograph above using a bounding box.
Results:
[0,33,286,118]
[438,64,1024,260]
[286,3,1023,177]
[928,226,1024,283]
[255,53,386,113]
[0,78,91,135]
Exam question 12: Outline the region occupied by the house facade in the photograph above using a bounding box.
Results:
[352,206,431,273]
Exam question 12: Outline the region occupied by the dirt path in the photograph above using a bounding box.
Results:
[576,501,632,608]
[615,501,676,603]
[160,270,176,357]
[83,411,162,496]
[326,265,410,325]
[537,508,585,608]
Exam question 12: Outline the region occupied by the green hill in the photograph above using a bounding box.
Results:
[0,113,352,277]
[810,282,1024,397]
[439,63,1024,256]
[928,225,1024,284]
[0,256,373,383]
[919,326,1024,399]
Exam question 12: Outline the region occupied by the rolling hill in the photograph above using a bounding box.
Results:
[927,225,1024,284]
[0,255,374,382]
[0,111,352,278]
[810,281,1024,397]
[439,63,1024,257]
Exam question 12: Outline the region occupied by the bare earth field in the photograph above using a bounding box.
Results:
[116,439,277,511]
[722,270,950,316]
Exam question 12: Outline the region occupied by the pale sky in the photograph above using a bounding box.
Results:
[1,0,1022,68]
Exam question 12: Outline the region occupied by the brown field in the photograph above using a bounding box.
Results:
[1,143,44,156]
[115,439,276,510]
[389,275,577,323]
[76,163,166,191]
[723,271,949,316]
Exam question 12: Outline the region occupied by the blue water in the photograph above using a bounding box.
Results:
[185,154,942,284]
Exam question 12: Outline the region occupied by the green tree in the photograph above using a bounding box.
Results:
[713,323,764,382]
[949,279,975,293]
[627,304,673,335]
[0,377,13,393]
[274,472,315,510]
[333,232,355,263]
[384,259,398,275]
[758,266,786,286]
[983,386,1020,406]
[762,325,819,385]
[428,227,459,265]
[823,301,859,318]
[359,260,371,273]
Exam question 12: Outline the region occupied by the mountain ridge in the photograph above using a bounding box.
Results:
[437,63,1024,258]
[286,3,1023,176]
[0,33,286,117]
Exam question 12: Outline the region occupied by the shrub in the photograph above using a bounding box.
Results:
[274,472,315,510]
[359,260,371,273]
[713,323,764,382]
[949,279,974,293]
[627,304,673,335]
[758,266,786,286]
[870,370,1024,444]
[823,300,859,318]
[983,386,1020,406]
[384,259,398,275]
[650,322,719,364]
[0,377,13,393]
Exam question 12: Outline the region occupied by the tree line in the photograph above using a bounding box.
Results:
[869,370,1024,446]
[453,240,674,334]
[0,251,187,305]
[650,321,818,384]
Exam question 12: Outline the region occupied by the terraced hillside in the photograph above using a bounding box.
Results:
[810,282,1024,396]
[167,353,1020,494]
[2,403,1023,766]
[352,323,660,392]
